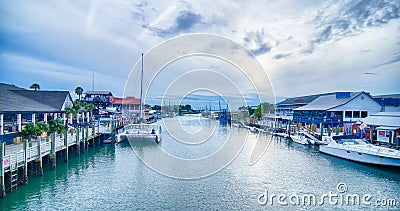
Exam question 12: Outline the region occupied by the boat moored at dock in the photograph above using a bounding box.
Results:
[320,135,400,167]
[118,123,161,144]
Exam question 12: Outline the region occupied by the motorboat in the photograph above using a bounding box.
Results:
[320,135,400,167]
[290,131,313,145]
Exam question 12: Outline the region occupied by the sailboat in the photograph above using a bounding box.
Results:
[116,53,161,144]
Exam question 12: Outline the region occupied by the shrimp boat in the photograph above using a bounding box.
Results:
[320,135,400,167]
[117,53,161,144]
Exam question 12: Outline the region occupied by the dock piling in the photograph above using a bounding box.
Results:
[1,142,6,198]
[36,137,43,176]
[50,133,56,170]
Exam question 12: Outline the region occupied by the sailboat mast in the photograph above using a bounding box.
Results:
[139,53,144,123]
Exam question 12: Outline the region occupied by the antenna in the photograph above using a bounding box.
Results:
[92,71,94,91]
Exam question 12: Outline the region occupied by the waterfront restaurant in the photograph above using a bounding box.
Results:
[276,92,335,122]
[292,92,382,132]
[0,83,73,144]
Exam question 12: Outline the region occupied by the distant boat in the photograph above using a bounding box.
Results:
[320,135,400,167]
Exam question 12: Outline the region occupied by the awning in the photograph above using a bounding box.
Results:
[376,126,400,131]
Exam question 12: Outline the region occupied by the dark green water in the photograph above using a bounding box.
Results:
[1,116,399,210]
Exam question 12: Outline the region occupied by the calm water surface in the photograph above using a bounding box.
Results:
[1,116,399,210]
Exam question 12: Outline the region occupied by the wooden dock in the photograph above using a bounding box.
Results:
[0,123,117,198]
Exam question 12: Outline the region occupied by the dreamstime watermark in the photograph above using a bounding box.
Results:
[123,34,275,179]
[257,183,398,207]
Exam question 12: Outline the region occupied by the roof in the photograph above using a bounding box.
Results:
[373,94,400,99]
[277,92,335,106]
[110,96,141,105]
[294,92,364,111]
[0,83,71,113]
[84,91,113,96]
[362,112,400,127]
[12,90,71,110]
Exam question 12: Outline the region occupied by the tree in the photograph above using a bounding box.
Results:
[254,104,264,119]
[49,118,66,133]
[21,123,41,139]
[29,83,40,91]
[35,122,50,136]
[261,102,275,114]
[75,86,84,101]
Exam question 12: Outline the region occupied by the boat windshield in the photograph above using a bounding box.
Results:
[337,138,369,145]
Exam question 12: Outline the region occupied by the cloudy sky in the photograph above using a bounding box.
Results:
[1,0,399,107]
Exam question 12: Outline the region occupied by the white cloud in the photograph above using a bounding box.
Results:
[0,0,399,104]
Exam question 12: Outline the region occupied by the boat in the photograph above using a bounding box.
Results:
[271,128,290,138]
[121,53,161,145]
[290,131,313,145]
[319,135,400,167]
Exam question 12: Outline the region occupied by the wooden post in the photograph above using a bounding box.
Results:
[32,113,36,126]
[36,137,43,176]
[320,123,323,138]
[328,125,332,137]
[82,126,86,152]
[85,126,89,148]
[64,129,68,162]
[76,128,80,155]
[50,133,56,170]
[0,114,3,135]
[22,140,28,184]
[17,114,22,132]
[0,142,6,198]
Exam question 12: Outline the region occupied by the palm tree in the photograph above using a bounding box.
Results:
[75,86,84,101]
[29,83,40,91]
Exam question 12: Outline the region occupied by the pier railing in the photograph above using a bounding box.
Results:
[2,125,102,174]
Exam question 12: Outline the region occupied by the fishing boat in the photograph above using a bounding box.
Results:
[320,135,400,167]
[119,53,161,144]
[290,131,313,145]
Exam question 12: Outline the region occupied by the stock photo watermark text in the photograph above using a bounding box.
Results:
[257,183,398,208]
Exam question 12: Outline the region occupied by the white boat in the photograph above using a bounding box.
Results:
[121,53,161,145]
[120,123,161,144]
[320,136,400,167]
[290,131,314,145]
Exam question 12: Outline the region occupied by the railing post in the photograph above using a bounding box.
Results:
[64,129,68,162]
[36,137,43,176]
[22,140,28,184]
[76,128,80,156]
[0,142,6,198]
[50,133,56,170]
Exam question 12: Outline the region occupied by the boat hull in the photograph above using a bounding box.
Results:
[291,136,311,145]
[127,133,160,144]
[320,146,400,167]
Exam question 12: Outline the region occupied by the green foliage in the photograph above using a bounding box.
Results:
[84,103,96,111]
[261,102,275,114]
[152,105,161,110]
[254,104,264,119]
[21,123,41,137]
[29,83,41,91]
[48,118,65,133]
[75,86,84,100]
[36,122,50,134]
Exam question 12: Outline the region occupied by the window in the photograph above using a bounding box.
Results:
[361,111,368,118]
[345,111,352,118]
[353,111,360,118]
